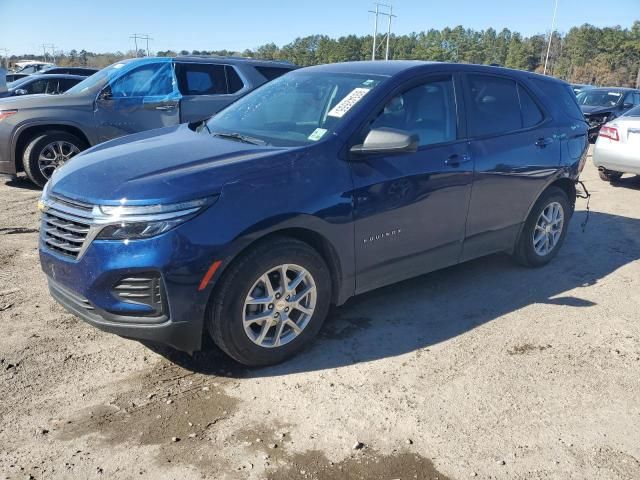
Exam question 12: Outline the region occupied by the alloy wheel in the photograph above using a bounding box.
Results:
[242,264,317,348]
[532,201,564,256]
[38,141,80,179]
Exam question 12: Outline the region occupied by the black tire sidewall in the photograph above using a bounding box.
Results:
[23,131,87,188]
[519,188,571,267]
[210,239,331,366]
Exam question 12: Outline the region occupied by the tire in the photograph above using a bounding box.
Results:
[513,186,571,268]
[22,131,88,188]
[598,169,623,182]
[207,237,332,366]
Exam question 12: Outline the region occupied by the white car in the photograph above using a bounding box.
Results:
[593,106,640,181]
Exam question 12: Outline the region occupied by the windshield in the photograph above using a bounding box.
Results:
[205,71,387,147]
[576,90,623,107]
[7,77,31,89]
[65,61,131,95]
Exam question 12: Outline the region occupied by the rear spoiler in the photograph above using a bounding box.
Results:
[0,68,6,94]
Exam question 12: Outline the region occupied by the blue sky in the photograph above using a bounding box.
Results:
[0,0,637,55]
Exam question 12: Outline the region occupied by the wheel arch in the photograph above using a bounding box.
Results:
[12,122,91,172]
[214,227,348,307]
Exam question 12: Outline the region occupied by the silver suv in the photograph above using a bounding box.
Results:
[0,56,295,186]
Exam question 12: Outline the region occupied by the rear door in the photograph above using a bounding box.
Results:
[461,72,560,261]
[93,61,180,142]
[176,62,247,123]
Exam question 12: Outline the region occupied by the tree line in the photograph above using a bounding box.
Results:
[8,22,640,87]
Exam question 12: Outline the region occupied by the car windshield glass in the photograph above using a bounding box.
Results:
[576,90,623,107]
[205,71,387,147]
[622,105,640,117]
[65,62,133,95]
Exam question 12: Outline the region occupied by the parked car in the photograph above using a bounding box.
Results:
[39,67,99,76]
[571,83,595,95]
[12,61,55,74]
[5,73,29,83]
[593,105,640,181]
[38,61,589,366]
[0,56,295,187]
[576,87,640,142]
[1,74,84,98]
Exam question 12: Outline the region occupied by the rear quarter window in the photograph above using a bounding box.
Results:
[255,66,293,81]
[532,78,584,122]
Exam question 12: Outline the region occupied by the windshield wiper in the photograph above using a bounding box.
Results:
[210,131,266,146]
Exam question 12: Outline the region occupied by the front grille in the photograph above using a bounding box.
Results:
[41,195,94,259]
[113,275,164,315]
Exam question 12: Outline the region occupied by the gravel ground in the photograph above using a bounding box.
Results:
[1,151,639,480]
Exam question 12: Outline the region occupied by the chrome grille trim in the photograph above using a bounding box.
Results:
[40,195,97,260]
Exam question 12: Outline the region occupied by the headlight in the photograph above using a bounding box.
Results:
[95,196,217,240]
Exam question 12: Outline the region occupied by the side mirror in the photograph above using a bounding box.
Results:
[98,87,112,101]
[14,89,28,96]
[623,103,634,109]
[350,128,419,156]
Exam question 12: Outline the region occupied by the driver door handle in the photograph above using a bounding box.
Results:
[535,137,553,148]
[445,153,472,167]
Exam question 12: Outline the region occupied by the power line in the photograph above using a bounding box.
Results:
[369,2,396,61]
[130,34,153,57]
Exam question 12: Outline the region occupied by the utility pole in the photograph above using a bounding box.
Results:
[130,34,153,57]
[368,3,396,61]
[543,0,559,75]
[0,49,8,69]
[42,44,48,62]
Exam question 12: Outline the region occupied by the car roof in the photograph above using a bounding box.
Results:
[168,55,295,68]
[587,87,638,92]
[299,60,569,84]
[22,74,87,80]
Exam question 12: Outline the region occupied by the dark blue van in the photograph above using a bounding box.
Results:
[38,61,589,365]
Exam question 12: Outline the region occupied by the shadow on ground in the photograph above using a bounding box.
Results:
[610,175,640,191]
[2,176,41,191]
[150,210,640,377]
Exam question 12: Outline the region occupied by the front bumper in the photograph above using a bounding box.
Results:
[48,278,200,351]
[39,218,225,352]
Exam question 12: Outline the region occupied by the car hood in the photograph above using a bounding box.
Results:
[48,124,289,205]
[0,92,92,110]
[581,105,614,115]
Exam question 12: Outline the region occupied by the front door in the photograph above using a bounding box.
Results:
[93,61,180,143]
[350,74,474,293]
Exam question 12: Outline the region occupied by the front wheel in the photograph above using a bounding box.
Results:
[22,131,87,188]
[207,238,332,366]
[513,187,571,268]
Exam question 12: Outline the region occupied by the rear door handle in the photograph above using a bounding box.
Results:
[445,153,472,167]
[535,137,553,148]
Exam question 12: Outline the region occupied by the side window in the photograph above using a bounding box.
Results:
[59,78,81,92]
[518,84,544,127]
[465,74,521,137]
[46,79,60,94]
[369,77,457,147]
[532,79,584,121]
[25,79,48,94]
[255,66,292,81]
[635,93,640,105]
[176,63,227,95]
[225,66,244,94]
[109,62,174,98]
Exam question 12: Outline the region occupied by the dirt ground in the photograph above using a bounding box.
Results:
[1,151,639,480]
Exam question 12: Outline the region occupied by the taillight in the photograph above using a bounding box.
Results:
[600,126,619,141]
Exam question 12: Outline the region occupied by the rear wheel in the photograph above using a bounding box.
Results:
[207,237,332,366]
[598,169,623,182]
[22,131,87,188]
[513,187,570,267]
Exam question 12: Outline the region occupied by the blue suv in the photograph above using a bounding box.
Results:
[38,61,589,366]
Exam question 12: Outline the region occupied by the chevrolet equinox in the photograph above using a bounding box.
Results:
[38,61,589,366]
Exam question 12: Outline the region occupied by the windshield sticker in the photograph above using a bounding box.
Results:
[362,79,376,86]
[328,88,371,118]
[308,128,328,141]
